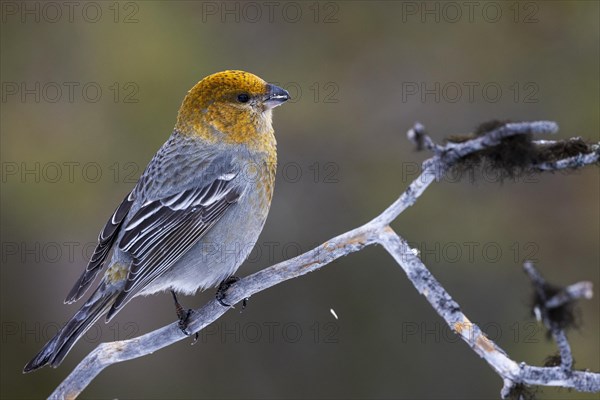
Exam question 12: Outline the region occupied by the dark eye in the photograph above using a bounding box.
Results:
[237,93,250,103]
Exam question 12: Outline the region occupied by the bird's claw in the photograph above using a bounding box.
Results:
[177,309,199,344]
[216,276,249,308]
[177,308,192,332]
[216,276,239,307]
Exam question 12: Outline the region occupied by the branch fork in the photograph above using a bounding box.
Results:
[49,120,600,399]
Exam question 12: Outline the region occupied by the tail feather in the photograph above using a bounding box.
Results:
[23,282,119,373]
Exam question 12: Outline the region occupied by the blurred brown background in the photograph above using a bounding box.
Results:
[1,1,598,399]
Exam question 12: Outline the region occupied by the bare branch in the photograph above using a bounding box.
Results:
[546,282,594,309]
[49,121,600,399]
[523,261,594,374]
[533,146,600,171]
[51,224,384,399]
[379,230,599,394]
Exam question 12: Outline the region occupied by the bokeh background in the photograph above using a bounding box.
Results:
[1,1,598,399]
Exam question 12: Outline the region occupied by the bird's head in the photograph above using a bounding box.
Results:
[175,70,289,145]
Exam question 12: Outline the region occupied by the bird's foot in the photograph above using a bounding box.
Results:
[216,276,248,309]
[171,291,198,344]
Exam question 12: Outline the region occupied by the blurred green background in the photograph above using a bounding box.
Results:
[1,1,598,399]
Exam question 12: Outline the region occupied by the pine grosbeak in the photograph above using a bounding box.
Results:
[24,70,289,372]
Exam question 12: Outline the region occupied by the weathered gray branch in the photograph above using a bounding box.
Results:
[50,121,600,399]
[546,281,593,309]
[523,261,594,375]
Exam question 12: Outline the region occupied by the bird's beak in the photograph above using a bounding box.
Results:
[264,84,290,109]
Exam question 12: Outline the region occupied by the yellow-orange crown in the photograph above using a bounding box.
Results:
[175,70,275,144]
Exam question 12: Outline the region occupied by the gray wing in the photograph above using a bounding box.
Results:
[106,169,241,320]
[65,191,135,304]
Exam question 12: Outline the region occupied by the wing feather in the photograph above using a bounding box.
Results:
[106,175,240,320]
[65,191,135,303]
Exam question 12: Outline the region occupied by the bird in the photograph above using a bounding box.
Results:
[23,70,289,372]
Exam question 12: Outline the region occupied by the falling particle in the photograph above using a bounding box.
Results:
[533,306,542,322]
[330,308,338,320]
